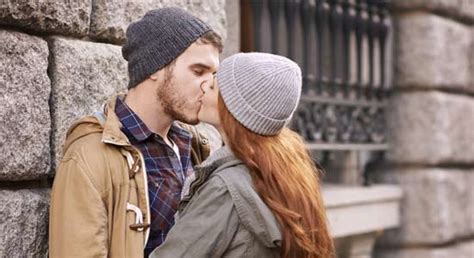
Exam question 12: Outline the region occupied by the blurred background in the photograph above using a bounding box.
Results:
[0,0,473,257]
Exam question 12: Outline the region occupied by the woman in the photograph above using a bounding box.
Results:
[151,53,334,258]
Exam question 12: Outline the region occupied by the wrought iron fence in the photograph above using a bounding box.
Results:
[241,0,393,151]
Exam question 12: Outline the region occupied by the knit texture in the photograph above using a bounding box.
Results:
[217,52,302,136]
[122,7,211,89]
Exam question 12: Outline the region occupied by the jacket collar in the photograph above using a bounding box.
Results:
[181,146,283,248]
[180,146,240,206]
[100,93,132,147]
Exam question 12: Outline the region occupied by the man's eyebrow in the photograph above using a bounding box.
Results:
[189,63,212,70]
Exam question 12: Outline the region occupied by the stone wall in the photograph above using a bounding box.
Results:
[373,1,474,257]
[0,1,233,257]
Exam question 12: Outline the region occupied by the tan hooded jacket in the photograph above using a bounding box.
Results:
[49,95,210,258]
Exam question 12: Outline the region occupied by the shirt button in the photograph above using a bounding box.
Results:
[201,138,208,145]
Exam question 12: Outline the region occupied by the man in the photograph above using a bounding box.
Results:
[49,7,222,257]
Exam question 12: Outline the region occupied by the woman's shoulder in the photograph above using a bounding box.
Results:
[213,165,282,246]
[214,163,252,185]
[192,164,252,202]
[212,164,256,205]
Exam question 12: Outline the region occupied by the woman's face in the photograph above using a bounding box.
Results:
[198,73,220,127]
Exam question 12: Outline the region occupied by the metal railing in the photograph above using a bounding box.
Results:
[241,0,393,151]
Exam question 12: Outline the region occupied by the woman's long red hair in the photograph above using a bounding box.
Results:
[218,94,334,258]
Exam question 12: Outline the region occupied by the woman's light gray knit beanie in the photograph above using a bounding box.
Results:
[216,52,302,136]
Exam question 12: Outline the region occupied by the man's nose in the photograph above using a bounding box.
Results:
[199,81,206,94]
[200,75,213,93]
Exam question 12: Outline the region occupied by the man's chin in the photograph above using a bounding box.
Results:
[176,116,199,125]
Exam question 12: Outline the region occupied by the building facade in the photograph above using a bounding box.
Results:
[0,0,472,257]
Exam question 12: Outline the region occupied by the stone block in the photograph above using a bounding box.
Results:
[222,0,240,59]
[0,0,91,36]
[375,240,474,258]
[0,30,50,181]
[0,189,50,258]
[49,37,128,172]
[90,0,227,44]
[386,91,474,165]
[458,0,474,22]
[394,13,471,92]
[374,168,473,246]
[468,172,474,234]
[391,0,474,23]
[391,0,458,13]
[471,28,474,89]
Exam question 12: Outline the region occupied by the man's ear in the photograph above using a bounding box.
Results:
[149,70,160,81]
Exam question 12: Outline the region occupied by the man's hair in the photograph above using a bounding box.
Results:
[163,30,224,69]
[158,31,222,75]
[198,30,224,53]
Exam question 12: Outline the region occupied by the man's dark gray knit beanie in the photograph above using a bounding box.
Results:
[122,7,211,89]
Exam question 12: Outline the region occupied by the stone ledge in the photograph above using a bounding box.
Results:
[323,184,402,239]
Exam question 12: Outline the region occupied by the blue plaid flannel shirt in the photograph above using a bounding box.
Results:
[115,97,194,257]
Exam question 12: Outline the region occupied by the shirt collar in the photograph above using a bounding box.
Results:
[115,96,153,142]
[115,96,192,143]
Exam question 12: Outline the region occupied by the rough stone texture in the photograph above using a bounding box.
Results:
[373,168,473,246]
[468,172,474,235]
[90,0,227,44]
[391,0,474,23]
[0,189,50,258]
[0,30,51,181]
[375,240,474,258]
[386,91,474,165]
[471,28,474,89]
[0,0,91,36]
[394,13,472,92]
[222,0,240,59]
[458,0,474,23]
[49,37,128,172]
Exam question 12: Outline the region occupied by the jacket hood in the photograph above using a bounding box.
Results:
[195,146,282,248]
[62,116,104,154]
[62,94,130,155]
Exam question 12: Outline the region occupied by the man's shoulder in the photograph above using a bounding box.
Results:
[58,131,127,194]
[60,129,125,177]
[62,131,108,159]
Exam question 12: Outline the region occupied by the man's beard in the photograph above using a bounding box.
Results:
[157,68,200,125]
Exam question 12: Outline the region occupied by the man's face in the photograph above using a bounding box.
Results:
[157,41,219,125]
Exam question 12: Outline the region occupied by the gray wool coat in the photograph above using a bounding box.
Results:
[150,146,282,258]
